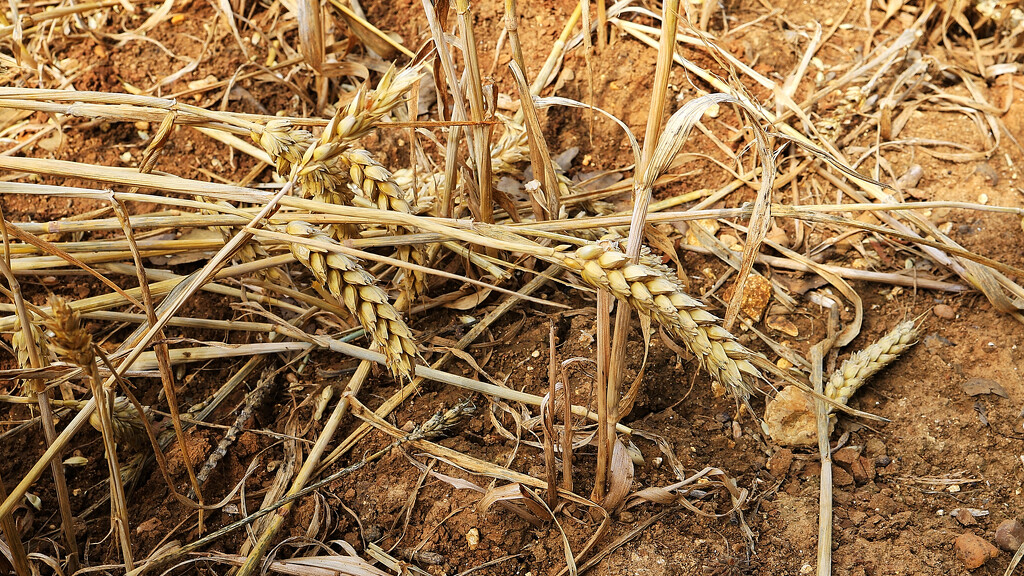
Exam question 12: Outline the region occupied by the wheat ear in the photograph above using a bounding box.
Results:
[764,319,921,446]
[825,320,919,405]
[88,396,148,450]
[285,221,418,380]
[333,65,423,143]
[47,296,135,567]
[251,118,314,178]
[11,321,48,396]
[11,321,47,368]
[559,241,762,401]
[341,148,427,297]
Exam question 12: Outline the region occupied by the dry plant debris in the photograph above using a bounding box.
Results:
[0,0,1022,575]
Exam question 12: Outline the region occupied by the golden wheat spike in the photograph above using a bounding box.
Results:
[560,241,763,402]
[286,221,418,380]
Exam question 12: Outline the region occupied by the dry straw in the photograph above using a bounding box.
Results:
[558,240,762,402]
[285,221,418,380]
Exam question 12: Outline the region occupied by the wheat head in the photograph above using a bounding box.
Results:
[333,65,422,143]
[47,296,94,369]
[11,322,47,369]
[88,396,148,449]
[825,319,919,405]
[285,221,418,380]
[252,118,314,177]
[559,241,762,401]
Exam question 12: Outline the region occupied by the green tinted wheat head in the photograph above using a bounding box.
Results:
[285,221,418,380]
[825,320,919,406]
[558,241,762,401]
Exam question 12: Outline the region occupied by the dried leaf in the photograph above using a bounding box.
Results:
[960,377,1008,398]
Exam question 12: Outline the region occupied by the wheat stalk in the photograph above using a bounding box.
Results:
[46,296,135,568]
[557,240,762,401]
[285,221,418,380]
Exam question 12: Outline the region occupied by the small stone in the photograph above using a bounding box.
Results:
[619,511,635,523]
[953,509,979,527]
[977,339,998,354]
[854,456,876,483]
[763,386,820,447]
[833,465,854,487]
[995,519,1024,551]
[767,448,794,476]
[933,304,955,319]
[955,533,999,569]
[466,527,480,550]
[722,274,772,321]
[876,455,893,467]
[865,438,887,457]
[766,315,799,337]
[834,446,862,467]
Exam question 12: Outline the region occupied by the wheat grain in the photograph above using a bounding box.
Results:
[558,240,762,401]
[285,221,418,380]
[251,118,314,178]
[825,320,919,406]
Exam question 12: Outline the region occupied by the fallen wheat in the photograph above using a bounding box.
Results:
[764,319,920,446]
[341,148,426,297]
[285,221,418,380]
[251,118,314,178]
[332,65,423,143]
[559,241,762,401]
[825,319,919,406]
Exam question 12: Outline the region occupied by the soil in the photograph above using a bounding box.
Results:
[2,1,1024,575]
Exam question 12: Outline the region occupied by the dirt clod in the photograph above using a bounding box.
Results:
[767,448,794,477]
[953,509,978,527]
[955,533,1000,569]
[764,385,819,447]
